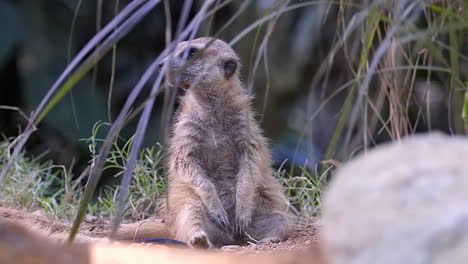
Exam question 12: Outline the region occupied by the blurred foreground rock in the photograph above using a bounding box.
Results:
[321,133,468,264]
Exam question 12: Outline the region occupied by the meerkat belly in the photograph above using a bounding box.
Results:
[197,126,240,175]
[198,128,242,215]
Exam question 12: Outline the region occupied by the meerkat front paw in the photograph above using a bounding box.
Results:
[234,212,252,238]
[207,206,231,231]
[188,230,212,249]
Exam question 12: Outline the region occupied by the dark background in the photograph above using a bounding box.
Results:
[0,0,461,180]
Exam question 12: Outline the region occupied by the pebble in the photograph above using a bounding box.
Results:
[221,245,241,250]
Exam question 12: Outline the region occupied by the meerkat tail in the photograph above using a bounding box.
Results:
[114,221,171,240]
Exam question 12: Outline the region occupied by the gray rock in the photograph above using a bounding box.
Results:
[321,133,468,264]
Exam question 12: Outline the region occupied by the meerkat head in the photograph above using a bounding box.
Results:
[159,37,240,89]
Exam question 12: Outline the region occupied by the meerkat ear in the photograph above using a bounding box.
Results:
[223,59,238,79]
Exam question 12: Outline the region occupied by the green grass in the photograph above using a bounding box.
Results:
[0,122,167,221]
[0,138,80,218]
[279,164,330,219]
[0,121,326,221]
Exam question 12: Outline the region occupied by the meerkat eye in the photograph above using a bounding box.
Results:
[188,47,198,57]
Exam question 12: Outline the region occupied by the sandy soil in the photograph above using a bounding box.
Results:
[78,216,320,253]
[221,222,319,254]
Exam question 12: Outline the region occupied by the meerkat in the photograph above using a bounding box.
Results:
[161,37,290,248]
[0,37,290,249]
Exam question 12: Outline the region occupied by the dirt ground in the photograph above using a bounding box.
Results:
[221,222,319,254]
[78,216,320,254]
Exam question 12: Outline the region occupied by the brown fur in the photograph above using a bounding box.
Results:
[0,38,290,249]
[162,37,290,248]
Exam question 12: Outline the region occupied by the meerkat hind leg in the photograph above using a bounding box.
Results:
[171,197,213,249]
[188,230,211,248]
[246,213,289,244]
